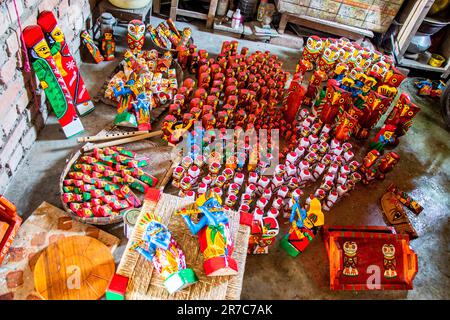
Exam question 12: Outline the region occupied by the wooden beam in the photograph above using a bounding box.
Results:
[278,13,288,35]
[153,0,161,14]
[170,0,178,21]
[280,14,373,40]
[207,0,219,29]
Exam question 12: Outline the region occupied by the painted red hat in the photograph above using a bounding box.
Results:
[23,25,45,48]
[37,11,58,32]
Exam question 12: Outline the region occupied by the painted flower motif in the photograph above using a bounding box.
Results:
[66,60,76,70]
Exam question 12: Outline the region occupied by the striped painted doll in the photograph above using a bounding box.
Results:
[37,11,95,116]
[23,25,84,138]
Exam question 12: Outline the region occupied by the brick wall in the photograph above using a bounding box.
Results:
[0,0,97,193]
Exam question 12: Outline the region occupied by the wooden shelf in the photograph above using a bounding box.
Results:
[399,57,447,73]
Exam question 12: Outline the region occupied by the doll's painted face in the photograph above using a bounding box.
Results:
[50,26,65,43]
[33,40,51,59]
[128,20,145,41]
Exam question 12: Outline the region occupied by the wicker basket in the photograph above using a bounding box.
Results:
[59,129,174,225]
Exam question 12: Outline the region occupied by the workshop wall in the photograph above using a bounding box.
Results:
[0,0,97,193]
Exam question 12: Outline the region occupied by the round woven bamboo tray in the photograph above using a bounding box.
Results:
[59,132,174,225]
[59,143,125,225]
[147,32,194,59]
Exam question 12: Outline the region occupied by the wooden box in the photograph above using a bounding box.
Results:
[0,195,22,265]
[323,225,418,290]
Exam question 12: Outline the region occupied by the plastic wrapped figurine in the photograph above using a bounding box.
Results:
[177,190,238,276]
[127,19,146,54]
[132,212,198,293]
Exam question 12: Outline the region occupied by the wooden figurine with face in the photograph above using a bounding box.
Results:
[343,241,358,276]
[303,70,325,107]
[302,36,324,70]
[23,25,84,138]
[376,152,400,180]
[382,244,397,278]
[383,93,420,142]
[319,80,352,124]
[334,111,357,141]
[127,19,146,54]
[38,10,95,116]
[316,44,340,79]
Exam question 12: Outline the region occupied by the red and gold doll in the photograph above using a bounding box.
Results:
[178,191,238,276]
[316,44,340,80]
[376,152,400,180]
[38,11,95,116]
[284,76,306,122]
[302,36,324,69]
[334,111,357,141]
[383,93,420,141]
[343,241,358,276]
[101,32,116,61]
[24,25,84,138]
[359,149,380,184]
[303,70,324,107]
[319,80,352,124]
[248,216,279,254]
[127,20,146,54]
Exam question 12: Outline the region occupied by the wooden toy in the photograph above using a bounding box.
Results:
[106,273,129,300]
[280,198,324,257]
[101,32,116,61]
[38,11,95,116]
[387,184,423,215]
[81,31,104,63]
[248,215,279,254]
[132,208,198,293]
[23,25,84,138]
[380,192,418,239]
[323,225,418,290]
[127,19,146,54]
[0,195,22,265]
[176,190,238,276]
[375,151,400,180]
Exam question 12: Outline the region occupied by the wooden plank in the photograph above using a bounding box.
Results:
[170,0,178,21]
[278,13,288,34]
[177,8,208,20]
[282,13,372,41]
[153,0,161,14]
[207,0,219,29]
[398,57,446,73]
[397,0,435,57]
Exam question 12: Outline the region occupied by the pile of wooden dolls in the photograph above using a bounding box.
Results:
[160,36,421,258]
[62,146,157,218]
[147,18,192,51]
[104,20,183,131]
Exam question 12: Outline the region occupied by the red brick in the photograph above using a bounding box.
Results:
[6,30,20,58]
[0,115,27,166]
[22,125,38,150]
[39,0,59,12]
[24,0,41,8]
[16,90,31,114]
[0,106,19,137]
[0,6,11,35]
[7,143,24,173]
[6,0,24,25]
[6,270,24,289]
[0,168,11,194]
[58,0,70,18]
[0,57,19,85]
[7,247,26,262]
[31,232,47,246]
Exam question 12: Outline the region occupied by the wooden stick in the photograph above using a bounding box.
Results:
[77,130,149,143]
[82,130,163,152]
[157,162,174,190]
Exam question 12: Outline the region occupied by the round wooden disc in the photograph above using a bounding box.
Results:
[34,235,115,300]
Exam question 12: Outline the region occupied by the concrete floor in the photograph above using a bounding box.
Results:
[4,17,450,300]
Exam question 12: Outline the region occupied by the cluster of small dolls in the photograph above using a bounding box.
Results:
[104,19,182,131]
[147,18,192,51]
[62,147,157,218]
[161,40,291,144]
[285,36,420,154]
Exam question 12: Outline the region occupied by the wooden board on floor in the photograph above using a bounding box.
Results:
[34,235,115,300]
[117,193,250,300]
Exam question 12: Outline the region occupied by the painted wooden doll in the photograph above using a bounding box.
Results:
[23,25,84,138]
[248,215,279,255]
[127,19,146,55]
[133,212,198,293]
[280,197,324,257]
[284,74,306,122]
[38,11,95,116]
[101,32,116,61]
[177,191,238,276]
[80,31,104,63]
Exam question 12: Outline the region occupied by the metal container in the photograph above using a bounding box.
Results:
[123,208,140,239]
